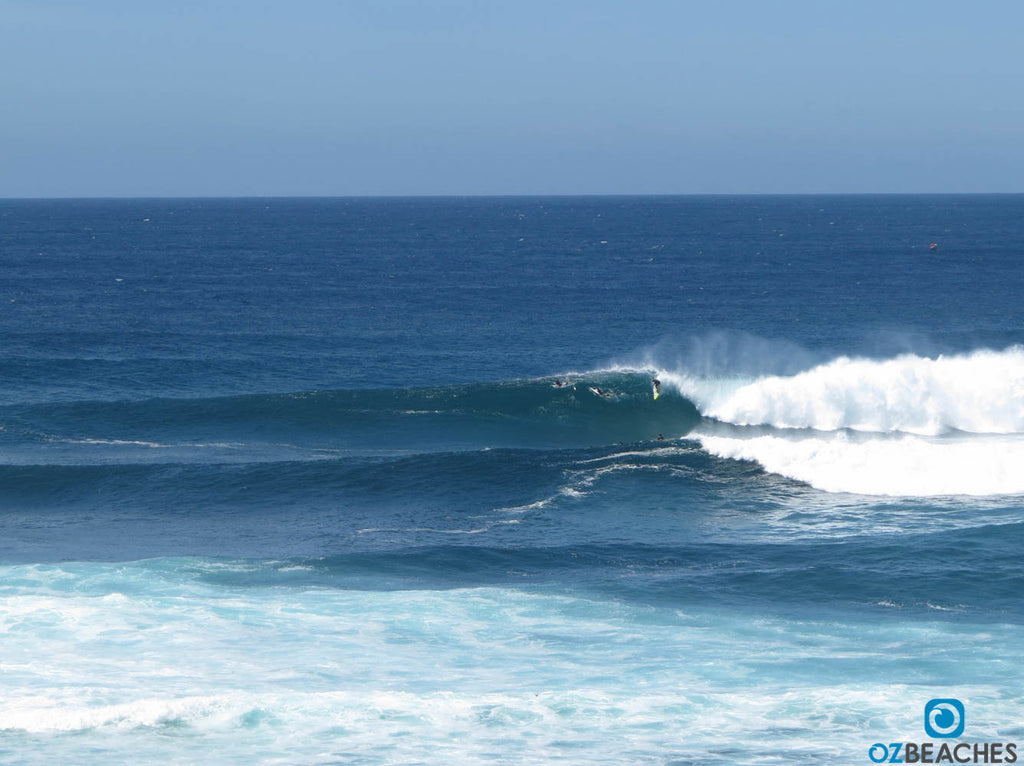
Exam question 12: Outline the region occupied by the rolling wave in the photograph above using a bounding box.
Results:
[658,346,1024,497]
[0,372,698,455]
[4,345,1022,498]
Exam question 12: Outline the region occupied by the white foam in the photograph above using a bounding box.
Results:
[697,432,1024,496]
[2,570,1021,763]
[0,694,240,733]
[70,438,168,447]
[655,347,1024,496]
[574,446,689,464]
[669,347,1024,436]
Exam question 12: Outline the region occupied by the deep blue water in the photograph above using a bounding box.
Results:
[1,196,1022,764]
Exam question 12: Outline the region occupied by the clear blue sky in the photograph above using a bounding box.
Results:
[2,0,1022,197]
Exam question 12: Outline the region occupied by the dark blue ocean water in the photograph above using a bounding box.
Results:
[1,196,1022,764]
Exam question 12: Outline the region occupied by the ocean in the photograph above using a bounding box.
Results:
[0,195,1021,764]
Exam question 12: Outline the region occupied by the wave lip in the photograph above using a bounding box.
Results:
[671,347,1024,497]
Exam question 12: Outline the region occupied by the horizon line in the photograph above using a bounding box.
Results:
[2,191,1022,202]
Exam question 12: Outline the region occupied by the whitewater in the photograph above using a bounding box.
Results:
[646,346,1024,496]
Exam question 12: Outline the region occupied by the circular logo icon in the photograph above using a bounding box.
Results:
[924,699,965,739]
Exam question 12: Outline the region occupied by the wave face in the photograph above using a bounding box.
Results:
[0,371,699,458]
[659,347,1024,496]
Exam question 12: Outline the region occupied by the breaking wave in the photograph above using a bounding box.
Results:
[672,347,1024,435]
[656,346,1024,497]
[4,344,1023,498]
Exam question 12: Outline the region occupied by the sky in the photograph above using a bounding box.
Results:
[2,0,1022,197]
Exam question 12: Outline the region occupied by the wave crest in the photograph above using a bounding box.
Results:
[653,346,1024,497]
[672,347,1024,436]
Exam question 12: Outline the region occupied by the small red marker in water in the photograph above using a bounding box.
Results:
[929,243,939,251]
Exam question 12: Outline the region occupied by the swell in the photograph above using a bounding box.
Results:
[0,443,731,563]
[0,372,701,453]
[0,450,566,563]
[140,522,1024,618]
[0,451,563,511]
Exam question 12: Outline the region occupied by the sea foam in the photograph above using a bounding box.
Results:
[3,562,1017,765]
[662,347,1024,496]
[671,347,1024,436]
[697,432,1024,496]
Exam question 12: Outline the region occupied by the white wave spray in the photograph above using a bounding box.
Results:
[659,346,1024,496]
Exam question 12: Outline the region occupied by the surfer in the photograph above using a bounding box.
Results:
[589,386,612,398]
[552,379,568,388]
[652,378,661,400]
